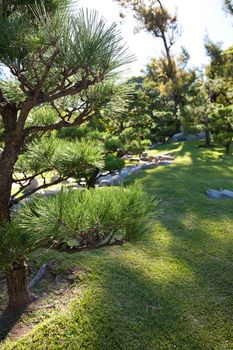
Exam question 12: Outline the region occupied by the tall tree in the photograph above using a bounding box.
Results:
[0,1,131,308]
[204,40,233,153]
[114,0,194,132]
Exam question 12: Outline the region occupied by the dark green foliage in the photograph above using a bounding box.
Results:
[104,137,123,152]
[105,154,125,172]
[211,105,233,153]
[57,127,91,140]
[15,137,104,179]
[0,5,131,89]
[0,0,68,17]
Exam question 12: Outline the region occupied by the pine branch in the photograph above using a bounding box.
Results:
[24,107,93,136]
[10,176,69,206]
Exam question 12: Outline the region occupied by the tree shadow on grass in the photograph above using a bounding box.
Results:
[0,306,26,341]
[0,265,78,342]
[118,142,233,348]
[75,263,209,350]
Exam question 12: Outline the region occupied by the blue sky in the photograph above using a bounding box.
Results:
[77,0,233,76]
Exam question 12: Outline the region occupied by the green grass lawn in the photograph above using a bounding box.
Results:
[2,141,233,350]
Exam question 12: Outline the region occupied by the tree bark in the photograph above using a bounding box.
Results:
[0,106,30,309]
[6,257,31,309]
[86,168,100,189]
[225,142,231,154]
[205,129,211,147]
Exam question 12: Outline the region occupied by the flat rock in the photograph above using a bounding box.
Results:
[141,162,158,170]
[206,189,233,199]
[158,161,173,166]
[221,190,233,198]
[157,154,175,160]
[206,189,224,199]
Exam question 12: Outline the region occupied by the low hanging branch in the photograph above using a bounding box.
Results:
[10,175,69,206]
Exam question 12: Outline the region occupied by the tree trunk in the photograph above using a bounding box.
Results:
[205,129,211,147]
[86,168,100,189]
[6,257,31,309]
[225,142,231,154]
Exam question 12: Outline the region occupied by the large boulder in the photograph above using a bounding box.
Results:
[171,131,206,142]
[186,132,206,141]
[171,133,186,142]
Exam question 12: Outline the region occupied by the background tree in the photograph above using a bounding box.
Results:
[88,78,154,153]
[0,1,131,309]
[145,48,197,137]
[223,0,233,15]
[114,0,189,132]
[181,79,213,147]
[204,39,233,153]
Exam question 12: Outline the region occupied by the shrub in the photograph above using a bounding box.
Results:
[0,185,155,268]
[105,154,125,172]
[140,139,152,148]
[104,136,123,152]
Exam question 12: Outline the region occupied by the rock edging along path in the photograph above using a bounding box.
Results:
[97,152,175,187]
[13,152,176,200]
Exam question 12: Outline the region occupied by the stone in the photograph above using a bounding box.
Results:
[206,189,225,199]
[158,161,173,166]
[207,189,233,199]
[186,134,198,141]
[23,178,39,194]
[221,190,233,198]
[141,162,158,170]
[171,131,206,142]
[98,179,112,187]
[61,179,71,185]
[111,175,123,185]
[120,166,137,178]
[51,174,60,182]
[122,154,132,160]
[130,166,142,175]
[171,133,186,142]
[148,156,156,162]
[141,151,148,158]
[29,264,47,288]
[186,131,206,141]
[157,154,175,161]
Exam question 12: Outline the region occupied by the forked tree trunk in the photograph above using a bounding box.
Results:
[6,257,31,309]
